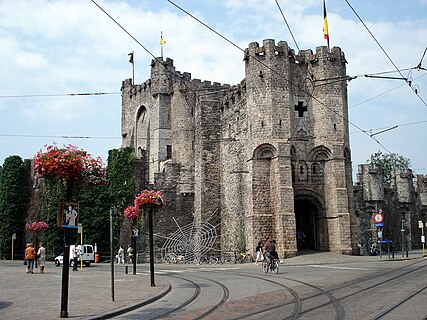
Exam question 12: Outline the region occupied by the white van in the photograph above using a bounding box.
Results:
[55,244,95,267]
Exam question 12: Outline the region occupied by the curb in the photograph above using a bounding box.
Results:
[86,278,172,320]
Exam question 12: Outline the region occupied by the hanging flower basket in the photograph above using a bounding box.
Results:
[25,221,48,232]
[134,190,165,209]
[123,206,141,221]
[33,143,107,185]
[124,190,165,221]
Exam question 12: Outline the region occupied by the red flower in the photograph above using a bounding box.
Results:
[123,190,164,221]
[134,190,164,209]
[33,144,107,185]
[25,221,48,232]
[123,206,141,221]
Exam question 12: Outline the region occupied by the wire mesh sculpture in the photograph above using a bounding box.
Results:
[160,216,218,263]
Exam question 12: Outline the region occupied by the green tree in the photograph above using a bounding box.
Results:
[367,151,411,186]
[0,156,31,259]
[107,148,136,244]
[77,184,111,254]
[41,179,66,259]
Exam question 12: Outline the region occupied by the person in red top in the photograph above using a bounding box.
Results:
[25,243,36,274]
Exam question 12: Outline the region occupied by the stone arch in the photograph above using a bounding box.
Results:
[309,145,331,161]
[308,145,331,183]
[251,144,278,238]
[253,143,276,160]
[135,105,149,154]
[294,189,326,251]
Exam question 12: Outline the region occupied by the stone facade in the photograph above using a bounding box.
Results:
[120,39,426,259]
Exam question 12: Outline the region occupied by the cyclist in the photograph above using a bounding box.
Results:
[264,238,278,262]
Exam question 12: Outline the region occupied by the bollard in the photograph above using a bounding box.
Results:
[406,249,409,258]
[392,250,394,259]
[125,266,128,274]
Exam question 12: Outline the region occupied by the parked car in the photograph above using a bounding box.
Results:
[55,244,95,267]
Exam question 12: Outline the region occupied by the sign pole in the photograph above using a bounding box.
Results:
[11,233,16,261]
[419,220,425,256]
[78,223,83,270]
[401,219,405,258]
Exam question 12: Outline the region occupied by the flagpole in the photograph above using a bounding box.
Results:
[160,31,164,58]
[160,31,166,59]
[128,51,134,85]
[323,0,330,51]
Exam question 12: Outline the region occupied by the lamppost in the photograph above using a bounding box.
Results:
[401,219,405,257]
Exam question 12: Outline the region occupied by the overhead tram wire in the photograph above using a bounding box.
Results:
[344,0,427,109]
[91,0,201,106]
[350,73,427,109]
[275,0,300,52]
[165,0,393,153]
[0,134,120,140]
[0,92,120,99]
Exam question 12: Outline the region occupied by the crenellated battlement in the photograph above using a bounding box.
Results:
[243,39,346,68]
[221,80,246,110]
[244,39,290,61]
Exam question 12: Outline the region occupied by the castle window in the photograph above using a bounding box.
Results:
[300,165,304,174]
[166,145,172,159]
[294,101,307,117]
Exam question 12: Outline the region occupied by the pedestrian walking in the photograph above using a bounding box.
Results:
[127,244,133,264]
[255,241,263,264]
[71,243,80,271]
[25,243,36,274]
[117,246,125,264]
[37,243,46,273]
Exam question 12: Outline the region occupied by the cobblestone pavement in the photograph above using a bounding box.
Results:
[0,250,424,319]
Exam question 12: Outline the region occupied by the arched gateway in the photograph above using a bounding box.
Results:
[294,192,326,251]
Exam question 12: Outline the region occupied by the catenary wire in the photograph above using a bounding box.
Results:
[0,134,120,139]
[0,92,120,99]
[275,0,300,52]
[344,0,427,109]
[165,0,392,153]
[350,73,427,109]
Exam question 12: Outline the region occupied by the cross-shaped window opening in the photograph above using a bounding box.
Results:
[294,101,307,117]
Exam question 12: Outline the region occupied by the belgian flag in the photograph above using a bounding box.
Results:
[323,0,330,48]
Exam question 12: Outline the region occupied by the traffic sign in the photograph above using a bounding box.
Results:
[374,213,384,223]
[374,222,384,227]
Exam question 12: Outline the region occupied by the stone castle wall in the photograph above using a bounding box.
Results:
[119,39,426,259]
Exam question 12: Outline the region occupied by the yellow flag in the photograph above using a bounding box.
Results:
[160,32,166,46]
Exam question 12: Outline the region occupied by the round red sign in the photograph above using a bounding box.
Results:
[374,213,384,223]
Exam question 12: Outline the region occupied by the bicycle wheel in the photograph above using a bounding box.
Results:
[262,260,269,273]
[272,260,279,274]
[209,256,219,264]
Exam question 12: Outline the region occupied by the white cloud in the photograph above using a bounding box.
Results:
[0,0,426,174]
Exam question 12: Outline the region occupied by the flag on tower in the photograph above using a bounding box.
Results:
[160,32,166,46]
[323,0,330,48]
[128,51,134,64]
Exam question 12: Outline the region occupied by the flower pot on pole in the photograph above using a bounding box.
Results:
[33,144,107,318]
[124,189,164,286]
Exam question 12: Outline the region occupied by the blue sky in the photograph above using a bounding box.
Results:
[1,0,426,180]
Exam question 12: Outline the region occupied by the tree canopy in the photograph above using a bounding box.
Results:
[367,151,411,185]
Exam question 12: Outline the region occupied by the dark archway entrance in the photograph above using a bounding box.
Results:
[294,198,320,251]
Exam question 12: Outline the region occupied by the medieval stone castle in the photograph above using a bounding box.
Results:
[120,39,427,258]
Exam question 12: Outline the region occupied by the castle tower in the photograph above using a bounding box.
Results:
[229,39,354,256]
[121,58,175,184]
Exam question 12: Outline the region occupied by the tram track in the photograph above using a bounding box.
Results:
[116,257,426,319]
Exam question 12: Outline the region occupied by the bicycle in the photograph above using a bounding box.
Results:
[199,255,219,265]
[262,255,279,274]
[237,250,253,263]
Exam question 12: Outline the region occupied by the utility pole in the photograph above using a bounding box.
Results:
[401,219,405,257]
